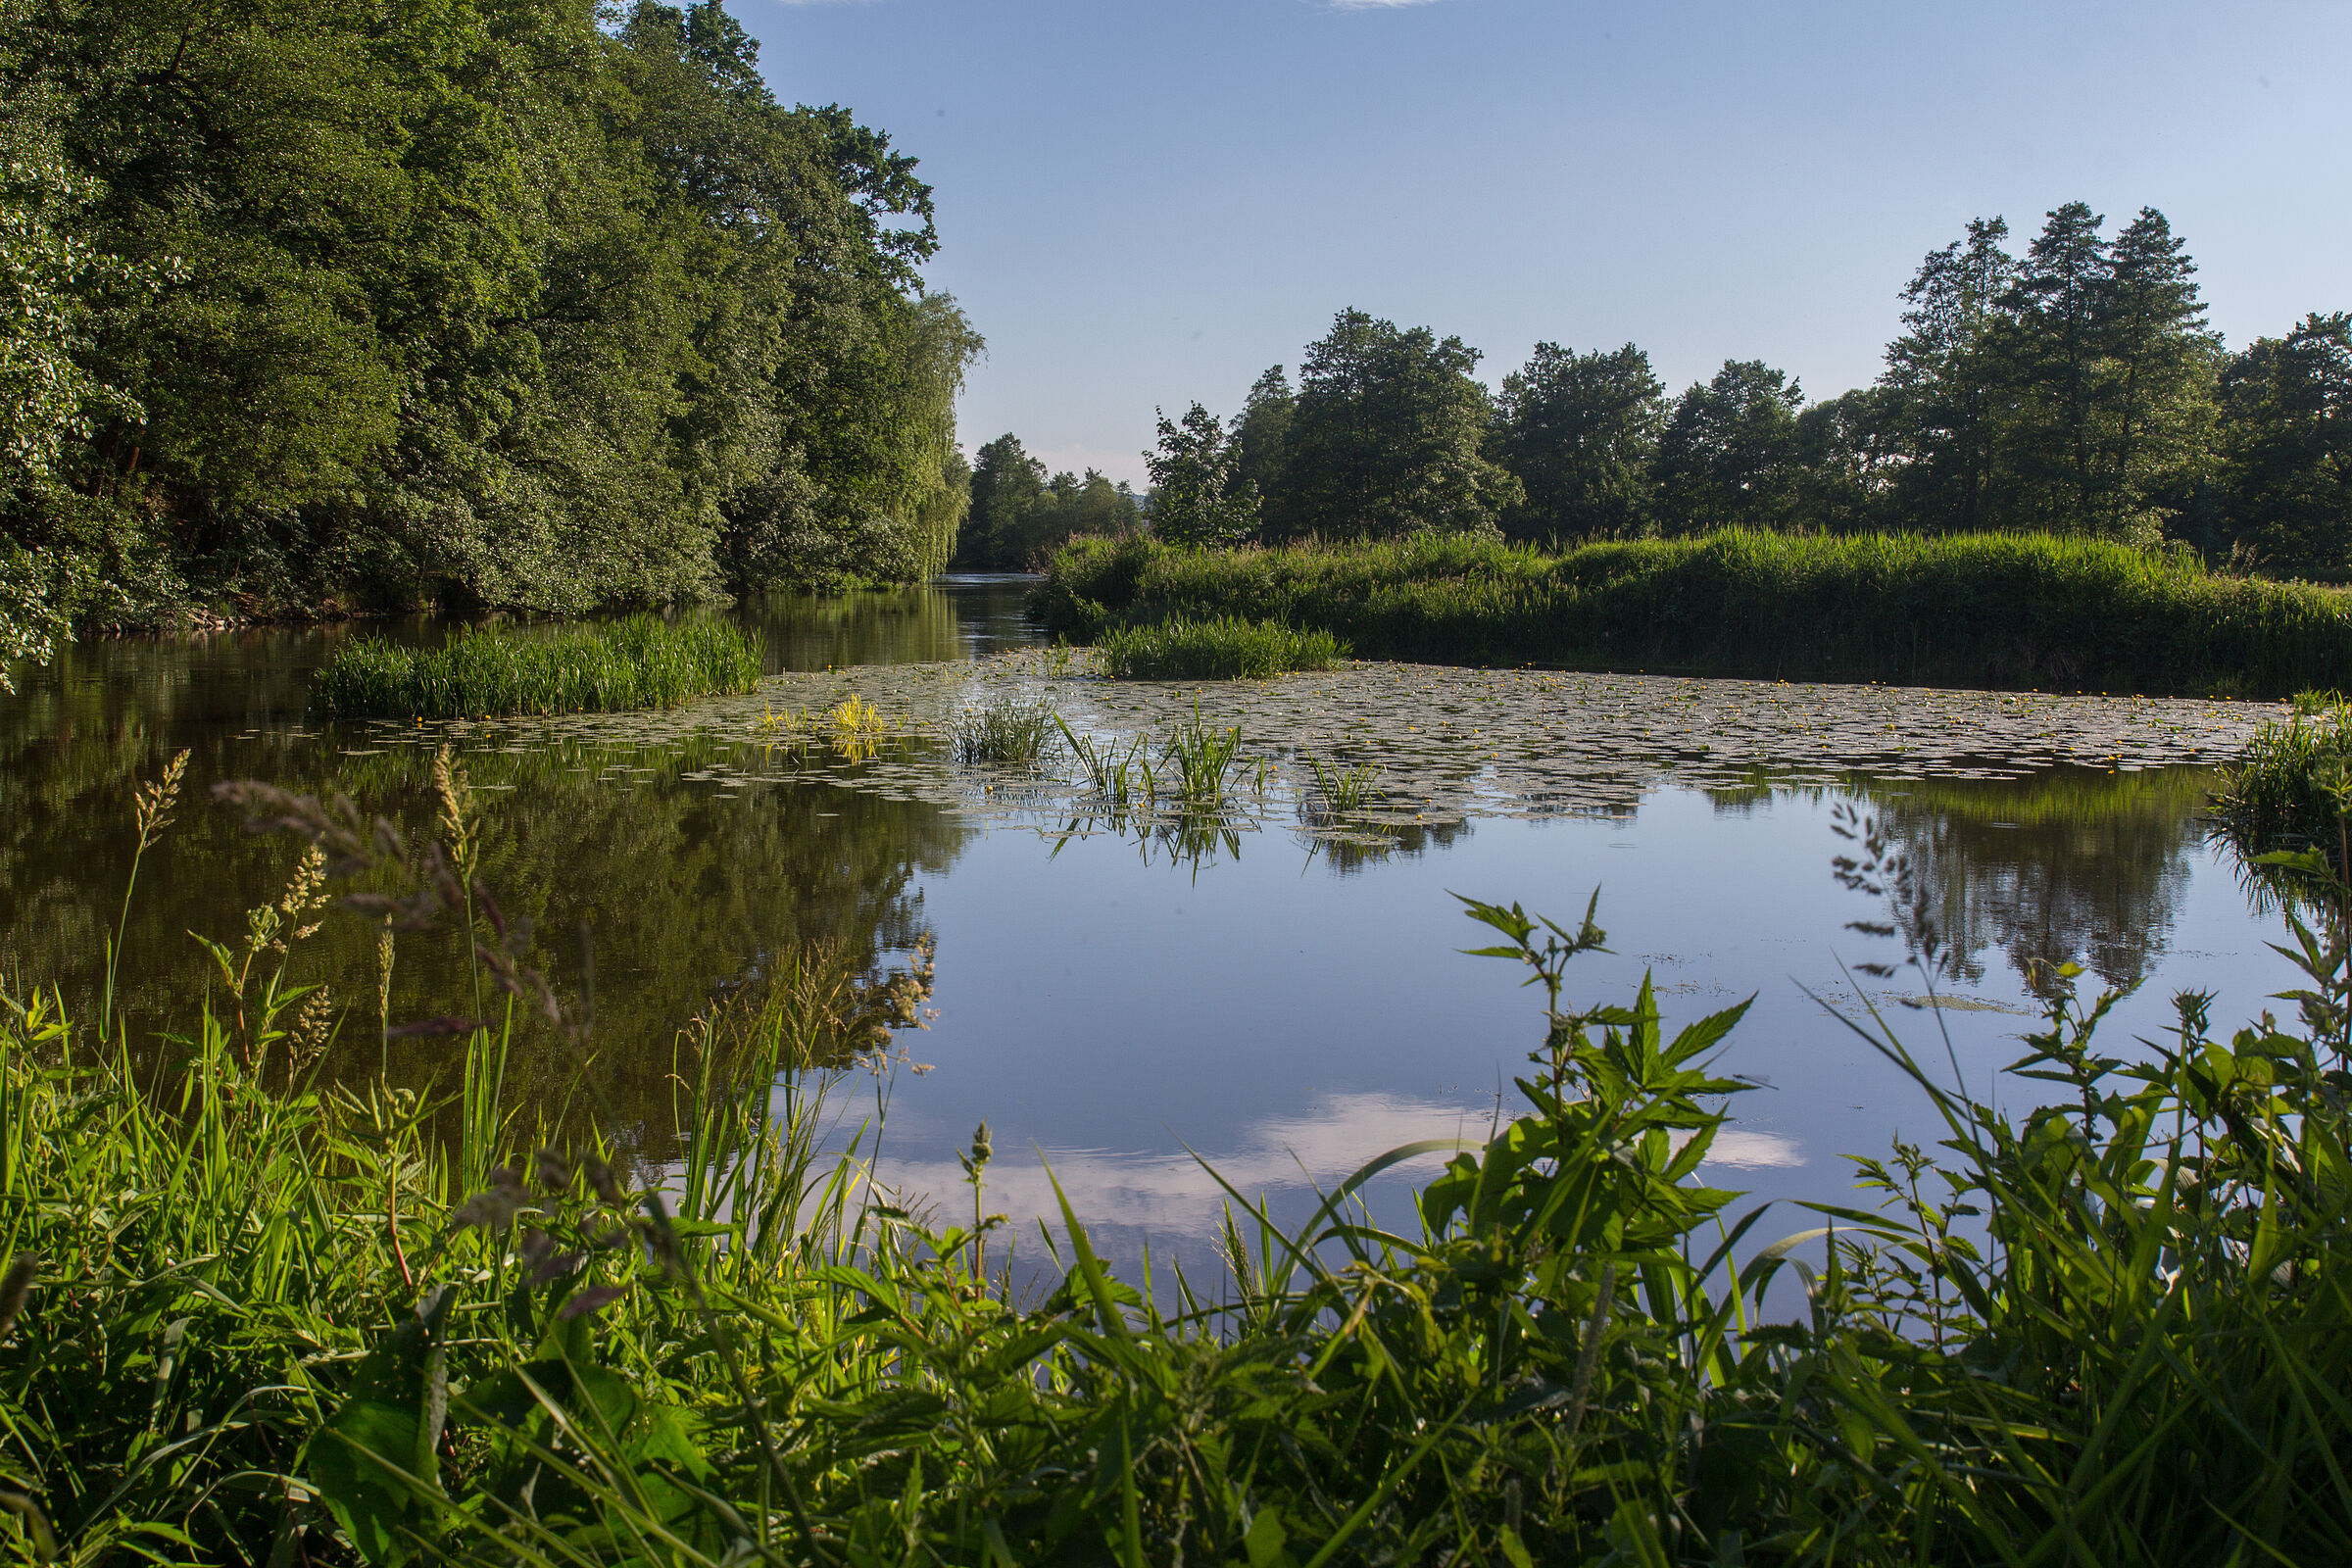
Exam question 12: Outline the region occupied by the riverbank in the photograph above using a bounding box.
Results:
[1036,530,2352,698]
[4,755,2345,1565]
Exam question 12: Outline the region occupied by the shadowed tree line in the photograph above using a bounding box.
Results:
[1144,205,2348,580]
[951,432,1146,569]
[0,0,979,682]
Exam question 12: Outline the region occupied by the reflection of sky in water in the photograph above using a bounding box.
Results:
[854,783,2297,1273]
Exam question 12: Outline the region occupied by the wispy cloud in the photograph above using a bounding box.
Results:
[865,1093,1801,1245]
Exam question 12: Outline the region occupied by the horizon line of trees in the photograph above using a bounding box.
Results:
[1144,204,2351,581]
[950,433,1144,569]
[0,0,978,684]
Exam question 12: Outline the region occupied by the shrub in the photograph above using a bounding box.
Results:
[1097,614,1346,680]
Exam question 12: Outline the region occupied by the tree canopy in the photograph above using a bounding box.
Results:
[0,0,978,651]
[1144,205,2345,580]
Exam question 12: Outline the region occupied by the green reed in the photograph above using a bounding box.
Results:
[313,613,763,718]
[1096,613,1345,680]
[951,696,1060,767]
[1147,700,1249,809]
[1042,529,2352,697]
[2213,698,2352,878]
[1302,750,1381,815]
[1054,713,1145,808]
[7,753,2352,1565]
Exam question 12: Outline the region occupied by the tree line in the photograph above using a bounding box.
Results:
[1146,204,2351,581]
[951,433,1144,568]
[0,0,977,678]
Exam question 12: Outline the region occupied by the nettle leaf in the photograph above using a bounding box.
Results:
[309,1400,423,1568]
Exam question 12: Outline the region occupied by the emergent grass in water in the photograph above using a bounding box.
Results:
[314,613,763,718]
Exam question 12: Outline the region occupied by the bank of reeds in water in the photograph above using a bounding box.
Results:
[1095,613,1345,680]
[1040,529,2352,697]
[314,613,763,718]
[6,750,2352,1565]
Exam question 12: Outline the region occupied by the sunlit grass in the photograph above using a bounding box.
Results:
[1096,614,1346,680]
[314,613,763,718]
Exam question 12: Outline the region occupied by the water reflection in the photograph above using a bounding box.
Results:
[1798,768,2211,993]
[0,578,1036,1143]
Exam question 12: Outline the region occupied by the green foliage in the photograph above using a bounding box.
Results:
[2214,313,2352,580]
[1163,205,2348,567]
[954,432,1143,568]
[1041,528,2352,697]
[1097,614,1346,681]
[1493,341,1665,545]
[1655,359,1806,534]
[1143,401,1258,547]
[0,0,978,626]
[2212,698,2352,873]
[312,614,763,718]
[1262,308,1522,543]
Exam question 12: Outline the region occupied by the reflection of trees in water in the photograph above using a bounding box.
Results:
[0,642,974,1144]
[1306,818,1474,877]
[1805,768,2214,992]
[735,579,1032,671]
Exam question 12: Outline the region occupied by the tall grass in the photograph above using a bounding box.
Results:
[1096,613,1346,680]
[951,697,1059,766]
[314,614,764,718]
[8,752,2352,1564]
[1041,530,2352,696]
[2214,696,2352,884]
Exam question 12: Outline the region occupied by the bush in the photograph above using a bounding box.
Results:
[1039,529,2352,696]
[1097,614,1346,680]
[313,614,763,718]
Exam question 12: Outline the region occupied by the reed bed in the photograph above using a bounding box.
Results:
[1041,530,2352,697]
[1095,613,1345,680]
[6,753,2350,1565]
[314,614,763,718]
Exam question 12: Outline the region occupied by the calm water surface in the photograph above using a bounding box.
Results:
[0,577,2297,1269]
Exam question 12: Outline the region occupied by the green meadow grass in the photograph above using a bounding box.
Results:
[1040,530,2352,697]
[313,613,763,718]
[6,752,2351,1565]
[1096,613,1345,679]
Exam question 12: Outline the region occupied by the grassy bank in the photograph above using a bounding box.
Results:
[314,614,763,718]
[1038,530,2352,697]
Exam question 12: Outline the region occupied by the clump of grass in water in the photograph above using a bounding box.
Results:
[1097,614,1344,680]
[1302,750,1381,815]
[2214,693,2352,877]
[1148,700,1250,809]
[952,697,1059,767]
[314,612,763,718]
[1054,714,1145,808]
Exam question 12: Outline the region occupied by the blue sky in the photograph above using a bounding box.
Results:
[744,0,2352,485]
